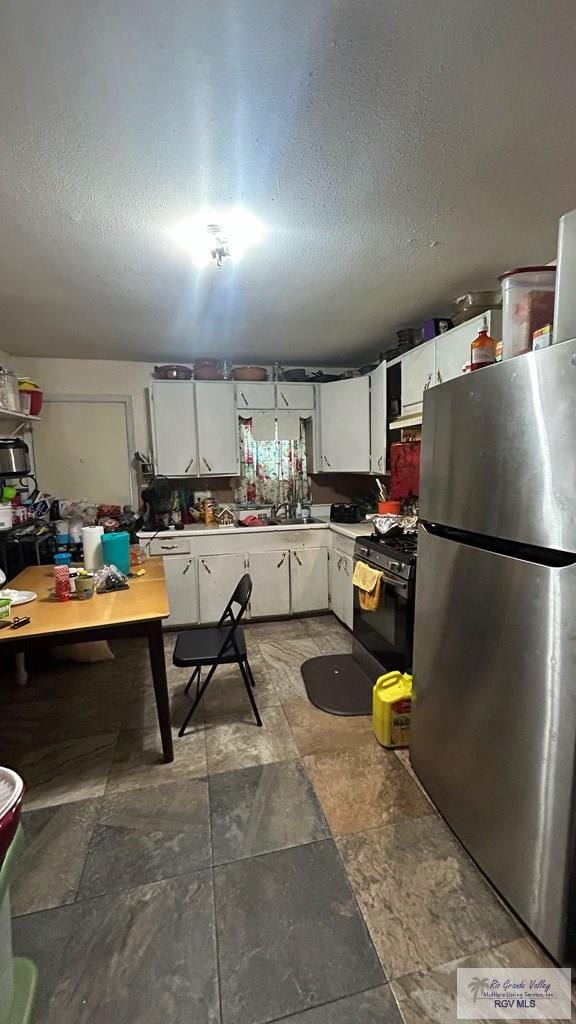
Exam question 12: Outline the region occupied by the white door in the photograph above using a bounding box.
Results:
[276,383,315,410]
[152,381,197,476]
[290,547,329,613]
[319,377,370,472]
[236,383,276,409]
[369,361,387,474]
[401,342,435,412]
[248,550,291,618]
[163,555,199,627]
[33,398,134,506]
[434,311,502,386]
[196,382,239,475]
[198,553,246,623]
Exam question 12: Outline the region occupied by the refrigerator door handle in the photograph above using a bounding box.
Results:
[420,521,576,569]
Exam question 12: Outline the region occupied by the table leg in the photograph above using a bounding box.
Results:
[14,652,28,687]
[147,620,174,763]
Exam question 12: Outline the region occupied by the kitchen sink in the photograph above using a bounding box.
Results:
[268,517,324,526]
[239,516,324,528]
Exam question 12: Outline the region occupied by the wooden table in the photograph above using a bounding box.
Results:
[0,558,174,762]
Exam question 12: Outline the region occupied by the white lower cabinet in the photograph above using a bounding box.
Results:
[163,554,199,627]
[198,553,246,623]
[247,550,291,618]
[329,549,354,629]
[290,547,329,613]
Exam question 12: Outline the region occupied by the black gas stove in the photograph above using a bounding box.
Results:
[354,531,418,580]
[366,531,418,558]
[353,530,418,672]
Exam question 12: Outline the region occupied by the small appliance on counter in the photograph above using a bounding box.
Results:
[330,503,360,524]
[0,439,30,479]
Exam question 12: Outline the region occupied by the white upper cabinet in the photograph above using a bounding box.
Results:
[236,382,276,409]
[401,342,435,414]
[319,376,370,472]
[369,362,387,474]
[276,383,315,410]
[151,381,197,476]
[434,310,502,386]
[195,382,239,476]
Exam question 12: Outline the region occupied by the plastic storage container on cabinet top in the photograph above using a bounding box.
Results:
[499,266,556,359]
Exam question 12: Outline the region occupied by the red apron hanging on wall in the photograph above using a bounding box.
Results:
[389,440,421,499]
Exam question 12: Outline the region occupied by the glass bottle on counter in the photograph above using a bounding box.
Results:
[470,317,497,370]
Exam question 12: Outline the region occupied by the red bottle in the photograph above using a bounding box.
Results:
[470,317,497,370]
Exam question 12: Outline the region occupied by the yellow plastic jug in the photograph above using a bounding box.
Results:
[372,671,412,748]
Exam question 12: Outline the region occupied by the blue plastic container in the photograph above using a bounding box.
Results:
[100,532,130,575]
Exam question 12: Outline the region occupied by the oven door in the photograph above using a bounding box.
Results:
[352,560,414,672]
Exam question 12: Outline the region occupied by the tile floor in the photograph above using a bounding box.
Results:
[0,615,556,1024]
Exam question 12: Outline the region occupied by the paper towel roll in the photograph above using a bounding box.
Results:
[82,526,104,571]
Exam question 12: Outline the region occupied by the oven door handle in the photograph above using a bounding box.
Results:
[380,572,409,592]
[354,560,409,593]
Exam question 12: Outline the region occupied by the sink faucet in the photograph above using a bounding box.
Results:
[271,502,292,519]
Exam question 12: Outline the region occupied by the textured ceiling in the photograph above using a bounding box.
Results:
[1,0,575,363]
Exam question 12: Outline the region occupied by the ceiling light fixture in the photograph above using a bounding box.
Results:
[169,208,266,269]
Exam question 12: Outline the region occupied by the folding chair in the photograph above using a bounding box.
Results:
[174,573,262,736]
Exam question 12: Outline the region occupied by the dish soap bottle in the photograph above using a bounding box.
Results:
[470,316,497,370]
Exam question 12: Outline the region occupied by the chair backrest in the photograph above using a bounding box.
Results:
[219,573,253,628]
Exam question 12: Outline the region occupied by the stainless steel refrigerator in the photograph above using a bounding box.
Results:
[411,338,576,965]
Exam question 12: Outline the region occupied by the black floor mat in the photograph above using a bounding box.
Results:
[301,654,374,716]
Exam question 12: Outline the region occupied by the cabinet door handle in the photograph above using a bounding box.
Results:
[202,457,212,472]
[160,544,176,550]
[201,559,211,574]
[276,552,287,568]
[378,456,383,470]
[436,370,443,384]
[240,391,248,406]
[185,456,195,473]
[182,558,193,575]
[281,391,289,407]
[424,374,432,391]
[323,455,332,468]
[337,557,343,570]
[293,551,302,567]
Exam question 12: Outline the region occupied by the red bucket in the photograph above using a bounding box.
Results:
[0,768,24,866]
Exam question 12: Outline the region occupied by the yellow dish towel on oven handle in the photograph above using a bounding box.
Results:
[352,560,383,611]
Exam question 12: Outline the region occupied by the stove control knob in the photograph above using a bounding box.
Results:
[389,561,402,572]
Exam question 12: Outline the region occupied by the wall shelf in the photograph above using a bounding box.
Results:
[0,407,41,423]
[389,411,423,430]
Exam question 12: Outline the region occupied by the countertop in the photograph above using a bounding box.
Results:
[138,520,375,540]
[328,521,375,540]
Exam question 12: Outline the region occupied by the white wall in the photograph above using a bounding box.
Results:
[0,349,16,369]
[15,357,155,454]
